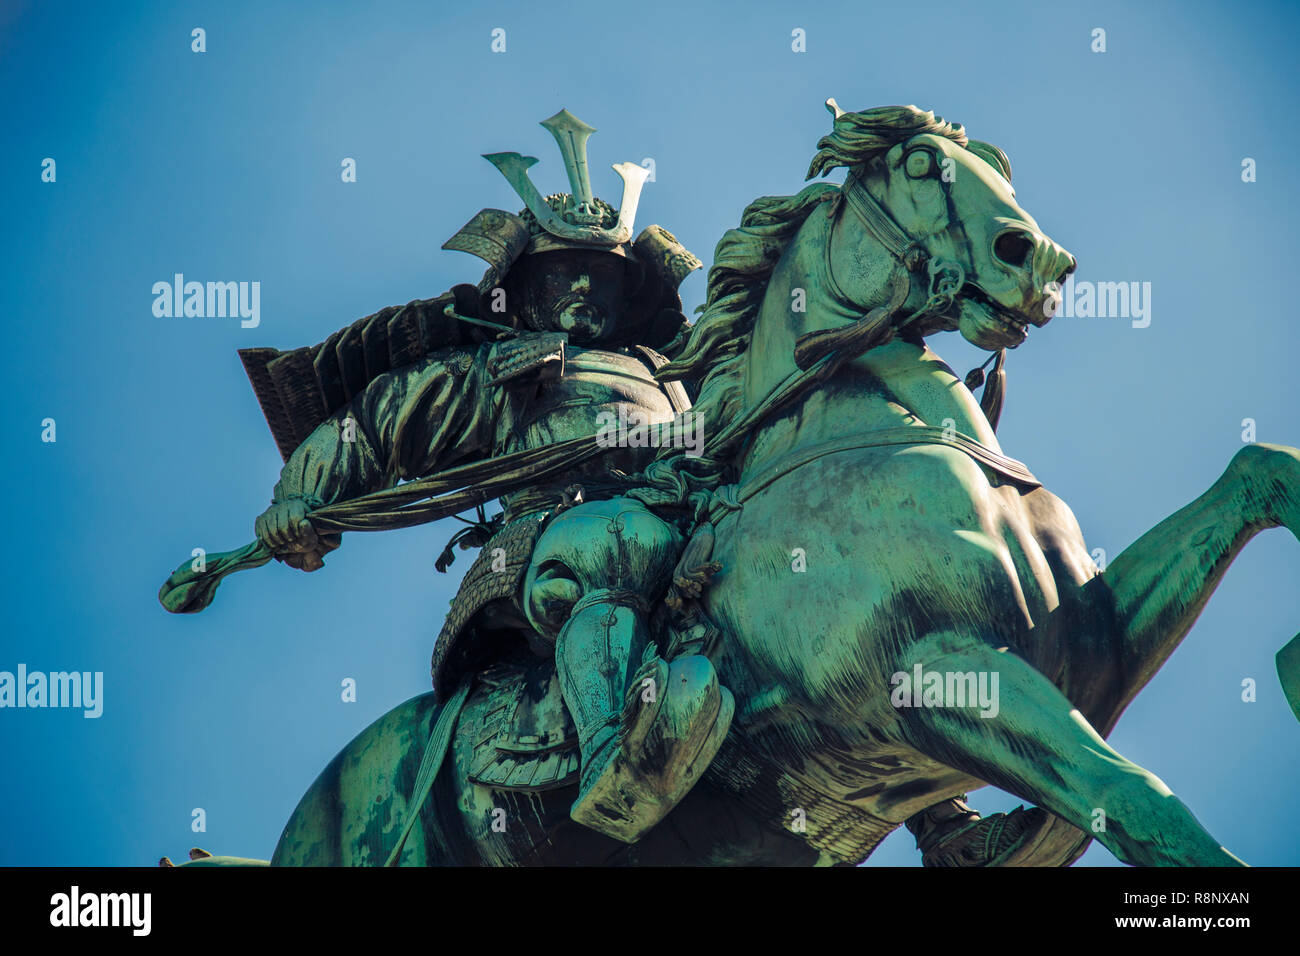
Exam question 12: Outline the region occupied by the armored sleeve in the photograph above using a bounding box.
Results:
[271,345,496,506]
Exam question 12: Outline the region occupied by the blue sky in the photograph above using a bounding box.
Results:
[2,0,1297,866]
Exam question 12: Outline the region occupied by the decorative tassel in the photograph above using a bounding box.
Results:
[980,351,1006,432]
[964,350,1007,432]
[435,507,504,572]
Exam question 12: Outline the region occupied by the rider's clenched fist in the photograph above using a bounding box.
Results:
[254,497,340,571]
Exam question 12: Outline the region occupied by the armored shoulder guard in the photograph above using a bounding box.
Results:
[238,290,493,462]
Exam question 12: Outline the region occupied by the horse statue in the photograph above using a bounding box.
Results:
[175,102,1300,867]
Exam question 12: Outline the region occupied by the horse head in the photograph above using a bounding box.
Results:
[656,102,1082,472]
[807,101,1077,355]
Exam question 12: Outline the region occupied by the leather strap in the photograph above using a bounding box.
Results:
[385,681,472,866]
[708,425,1040,525]
[840,170,916,261]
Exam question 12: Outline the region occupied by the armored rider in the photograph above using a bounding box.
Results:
[248,110,733,842]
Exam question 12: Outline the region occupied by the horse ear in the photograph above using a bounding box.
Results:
[825,97,846,121]
[967,140,1012,184]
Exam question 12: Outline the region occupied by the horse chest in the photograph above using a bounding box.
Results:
[709,442,1090,718]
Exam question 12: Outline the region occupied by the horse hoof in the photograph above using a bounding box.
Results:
[922,805,1046,867]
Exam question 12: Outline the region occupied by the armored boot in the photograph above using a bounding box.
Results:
[555,593,733,842]
[525,498,734,843]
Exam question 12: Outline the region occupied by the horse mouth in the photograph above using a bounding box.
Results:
[958,284,1032,345]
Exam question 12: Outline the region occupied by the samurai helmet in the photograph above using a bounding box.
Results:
[440,109,701,350]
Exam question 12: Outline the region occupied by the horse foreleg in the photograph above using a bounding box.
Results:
[1093,442,1300,725]
[895,634,1245,866]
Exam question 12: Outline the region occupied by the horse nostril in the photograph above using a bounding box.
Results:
[1056,257,1077,285]
[994,231,1034,269]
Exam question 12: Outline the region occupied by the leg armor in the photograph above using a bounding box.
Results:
[523,497,734,843]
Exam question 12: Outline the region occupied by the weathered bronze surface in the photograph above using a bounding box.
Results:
[161,104,1300,867]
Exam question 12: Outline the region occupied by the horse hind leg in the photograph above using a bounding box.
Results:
[1090,442,1300,729]
[893,632,1245,867]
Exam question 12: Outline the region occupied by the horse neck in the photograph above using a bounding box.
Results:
[735,204,1002,478]
[740,204,878,410]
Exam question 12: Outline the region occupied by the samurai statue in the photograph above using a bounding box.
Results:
[189,109,1031,861]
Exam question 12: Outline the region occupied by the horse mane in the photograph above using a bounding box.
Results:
[638,105,996,506]
[656,181,838,445]
[805,104,1008,181]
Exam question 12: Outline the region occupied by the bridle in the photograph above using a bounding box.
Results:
[795,167,968,370]
[795,165,1008,428]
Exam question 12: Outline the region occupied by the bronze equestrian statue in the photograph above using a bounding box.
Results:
[160,103,1300,867]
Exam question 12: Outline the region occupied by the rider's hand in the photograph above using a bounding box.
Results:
[254,497,340,572]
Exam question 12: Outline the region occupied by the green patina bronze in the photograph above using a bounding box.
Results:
[160,103,1300,868]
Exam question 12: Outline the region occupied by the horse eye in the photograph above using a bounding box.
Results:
[905,150,934,179]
